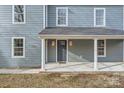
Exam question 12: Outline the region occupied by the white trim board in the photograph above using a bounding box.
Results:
[56,39,57,63]
[67,39,69,63]
[43,5,46,29]
[45,5,48,27]
[41,39,45,70]
[94,38,98,71]
[45,39,48,63]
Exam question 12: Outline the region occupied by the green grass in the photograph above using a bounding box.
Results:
[0,72,123,88]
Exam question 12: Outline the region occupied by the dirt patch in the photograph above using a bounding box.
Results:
[0,72,123,88]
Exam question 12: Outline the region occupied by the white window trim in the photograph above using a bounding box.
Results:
[12,5,26,24]
[94,8,106,27]
[11,37,25,58]
[97,39,106,57]
[56,7,68,26]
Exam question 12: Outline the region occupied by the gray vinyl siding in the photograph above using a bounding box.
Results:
[0,5,123,68]
[47,39,123,62]
[47,39,56,62]
[68,40,94,62]
[48,5,123,30]
[68,40,123,62]
[0,5,43,67]
[98,40,123,62]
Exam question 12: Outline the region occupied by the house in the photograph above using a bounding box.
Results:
[0,5,124,71]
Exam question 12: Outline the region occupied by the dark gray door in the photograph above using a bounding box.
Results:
[57,40,67,62]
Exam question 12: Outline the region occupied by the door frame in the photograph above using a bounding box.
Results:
[56,39,68,63]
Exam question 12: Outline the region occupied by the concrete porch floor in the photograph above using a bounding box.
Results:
[0,62,124,74]
[0,69,40,74]
[45,62,124,72]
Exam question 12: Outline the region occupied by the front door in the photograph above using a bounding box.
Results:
[57,40,67,62]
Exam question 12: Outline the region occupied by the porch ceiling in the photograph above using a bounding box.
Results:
[39,27,124,39]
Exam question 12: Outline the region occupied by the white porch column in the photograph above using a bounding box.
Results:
[45,39,48,63]
[67,39,69,63]
[123,40,124,62]
[94,38,98,71]
[56,39,57,63]
[41,39,45,71]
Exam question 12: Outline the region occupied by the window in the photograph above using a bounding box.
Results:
[94,8,106,27]
[12,37,25,58]
[97,40,106,57]
[12,5,25,24]
[56,7,68,26]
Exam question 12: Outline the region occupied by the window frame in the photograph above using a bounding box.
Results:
[94,8,106,27]
[56,7,68,26]
[97,39,106,57]
[12,5,26,24]
[11,37,25,58]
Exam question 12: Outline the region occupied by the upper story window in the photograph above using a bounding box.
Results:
[56,7,68,26]
[12,5,25,24]
[94,8,106,27]
[12,37,25,58]
[97,40,106,57]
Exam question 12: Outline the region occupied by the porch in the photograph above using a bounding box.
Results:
[39,27,124,71]
[0,62,124,74]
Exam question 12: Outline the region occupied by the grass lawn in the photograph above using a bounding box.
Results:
[0,72,124,88]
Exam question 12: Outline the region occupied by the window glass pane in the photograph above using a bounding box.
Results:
[60,41,66,45]
[18,39,23,47]
[14,5,24,23]
[96,9,104,25]
[58,9,66,16]
[98,48,104,51]
[14,5,24,13]
[14,39,19,47]
[58,17,66,25]
[14,48,23,56]
[14,39,23,47]
[98,51,104,55]
[14,14,24,22]
[98,40,104,47]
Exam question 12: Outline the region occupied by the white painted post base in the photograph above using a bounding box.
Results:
[94,39,98,71]
[40,68,45,72]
